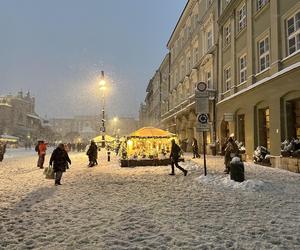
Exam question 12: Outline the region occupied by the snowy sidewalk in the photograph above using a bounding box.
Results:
[0,151,299,249]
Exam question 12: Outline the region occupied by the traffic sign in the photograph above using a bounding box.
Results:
[195,81,209,98]
[196,113,210,132]
[198,113,208,124]
[197,82,207,92]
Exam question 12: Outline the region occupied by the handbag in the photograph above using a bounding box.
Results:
[43,165,55,179]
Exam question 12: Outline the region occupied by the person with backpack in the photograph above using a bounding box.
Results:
[49,143,71,186]
[169,139,188,176]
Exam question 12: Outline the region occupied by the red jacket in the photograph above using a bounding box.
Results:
[39,143,47,155]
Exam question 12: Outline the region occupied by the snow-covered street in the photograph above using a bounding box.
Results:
[0,151,299,249]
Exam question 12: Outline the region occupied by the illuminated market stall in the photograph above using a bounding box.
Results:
[119,127,181,167]
[0,134,19,148]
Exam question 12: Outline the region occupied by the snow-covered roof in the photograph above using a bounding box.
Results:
[0,103,12,108]
[27,113,41,120]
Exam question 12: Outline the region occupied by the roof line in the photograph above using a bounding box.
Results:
[167,0,189,48]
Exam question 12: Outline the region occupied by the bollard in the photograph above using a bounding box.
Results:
[230,157,245,182]
[107,151,111,162]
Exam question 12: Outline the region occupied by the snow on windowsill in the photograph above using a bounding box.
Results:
[217,61,300,105]
[282,50,300,63]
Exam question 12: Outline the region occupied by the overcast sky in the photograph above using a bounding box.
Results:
[0,0,187,119]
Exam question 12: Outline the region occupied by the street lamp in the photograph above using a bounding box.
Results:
[99,70,106,148]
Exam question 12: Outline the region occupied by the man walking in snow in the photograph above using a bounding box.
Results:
[50,143,71,186]
[169,139,187,176]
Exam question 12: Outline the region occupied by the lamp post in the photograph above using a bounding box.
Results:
[99,71,106,148]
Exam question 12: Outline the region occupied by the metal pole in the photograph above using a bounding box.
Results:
[203,131,207,176]
[101,71,105,148]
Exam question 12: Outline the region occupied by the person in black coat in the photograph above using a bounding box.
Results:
[87,141,98,167]
[49,143,71,185]
[169,139,188,176]
[0,142,6,162]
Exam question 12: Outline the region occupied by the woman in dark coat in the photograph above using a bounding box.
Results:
[87,141,98,167]
[49,143,71,185]
[0,142,6,162]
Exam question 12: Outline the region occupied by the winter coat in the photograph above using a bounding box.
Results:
[50,147,71,172]
[87,143,98,160]
[170,143,181,161]
[38,143,47,156]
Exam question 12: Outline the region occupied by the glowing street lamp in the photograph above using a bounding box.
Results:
[99,70,106,148]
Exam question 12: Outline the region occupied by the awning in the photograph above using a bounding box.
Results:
[128,127,175,138]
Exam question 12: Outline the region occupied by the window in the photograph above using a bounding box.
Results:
[224,23,231,47]
[258,37,270,72]
[187,56,191,73]
[239,54,247,83]
[206,71,212,89]
[193,47,199,65]
[256,0,268,12]
[207,29,213,50]
[238,4,247,32]
[287,11,300,55]
[224,67,231,91]
[207,0,213,8]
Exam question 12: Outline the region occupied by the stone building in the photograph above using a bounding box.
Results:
[0,91,42,141]
[161,0,219,151]
[141,0,300,156]
[217,0,300,156]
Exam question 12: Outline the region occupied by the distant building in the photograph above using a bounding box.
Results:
[50,115,138,141]
[49,115,99,141]
[0,91,42,141]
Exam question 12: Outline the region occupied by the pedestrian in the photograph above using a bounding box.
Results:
[36,140,47,169]
[192,138,200,158]
[87,140,98,167]
[169,139,188,176]
[49,143,71,186]
[0,142,7,162]
[223,136,239,174]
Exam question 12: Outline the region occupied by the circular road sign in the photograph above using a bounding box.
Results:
[197,82,207,92]
[198,114,208,124]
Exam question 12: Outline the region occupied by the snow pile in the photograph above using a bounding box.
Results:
[196,174,267,192]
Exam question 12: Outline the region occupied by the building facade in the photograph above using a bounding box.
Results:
[141,0,300,157]
[161,0,219,151]
[0,91,43,142]
[217,0,300,156]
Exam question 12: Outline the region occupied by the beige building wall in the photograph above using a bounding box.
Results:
[217,0,300,157]
[161,0,219,152]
